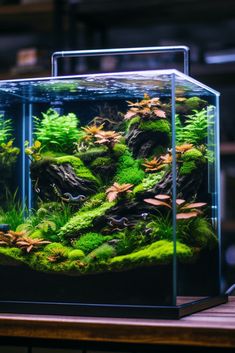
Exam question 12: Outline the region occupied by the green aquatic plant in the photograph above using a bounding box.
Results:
[73,232,111,254]
[45,243,70,263]
[176,108,211,145]
[68,249,85,260]
[110,240,194,271]
[58,201,115,240]
[0,115,12,144]
[34,109,81,153]
[0,140,20,166]
[24,140,42,161]
[115,149,145,185]
[55,155,99,184]
[0,190,24,231]
[86,243,115,262]
[139,119,171,134]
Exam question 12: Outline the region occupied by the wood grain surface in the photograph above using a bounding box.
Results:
[0,297,235,348]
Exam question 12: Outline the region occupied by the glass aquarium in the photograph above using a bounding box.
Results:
[0,69,227,318]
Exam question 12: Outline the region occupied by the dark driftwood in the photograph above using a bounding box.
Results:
[126,126,169,158]
[30,161,97,201]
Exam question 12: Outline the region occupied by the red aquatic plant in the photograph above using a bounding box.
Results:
[124,93,166,120]
[144,194,207,220]
[106,182,133,202]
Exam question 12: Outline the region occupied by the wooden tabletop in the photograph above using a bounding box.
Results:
[0,297,235,348]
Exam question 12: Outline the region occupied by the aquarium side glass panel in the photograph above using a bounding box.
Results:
[0,71,180,307]
[174,74,221,303]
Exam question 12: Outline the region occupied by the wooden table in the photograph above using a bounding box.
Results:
[0,298,235,351]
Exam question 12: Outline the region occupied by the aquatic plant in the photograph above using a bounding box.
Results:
[34,109,81,153]
[94,130,122,149]
[58,201,115,240]
[0,190,24,231]
[0,115,12,144]
[73,232,111,254]
[110,240,194,271]
[144,194,207,220]
[0,140,20,166]
[139,119,170,134]
[16,236,51,253]
[0,230,26,247]
[24,140,42,161]
[143,154,172,172]
[176,108,211,145]
[124,94,166,120]
[115,148,145,185]
[86,243,115,262]
[82,124,104,142]
[55,155,99,184]
[47,246,70,263]
[106,182,133,202]
[68,249,85,260]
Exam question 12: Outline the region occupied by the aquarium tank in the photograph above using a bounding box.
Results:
[0,48,227,318]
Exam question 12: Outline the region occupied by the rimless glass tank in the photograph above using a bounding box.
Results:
[0,47,227,318]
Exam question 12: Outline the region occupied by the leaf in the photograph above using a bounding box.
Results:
[153,109,166,118]
[144,198,172,208]
[182,202,207,209]
[176,199,186,206]
[107,191,118,202]
[154,194,171,200]
[34,140,41,149]
[124,111,138,120]
[176,212,198,220]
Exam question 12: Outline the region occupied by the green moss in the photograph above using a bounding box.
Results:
[113,143,128,157]
[91,157,113,168]
[44,242,70,253]
[126,116,141,131]
[180,160,197,175]
[73,232,111,254]
[179,217,217,249]
[182,148,203,161]
[133,183,144,194]
[115,149,145,185]
[139,119,171,134]
[68,249,85,260]
[86,243,116,262]
[110,240,193,270]
[0,247,24,264]
[58,201,115,240]
[76,146,108,162]
[55,155,98,183]
[185,97,207,110]
[81,192,106,211]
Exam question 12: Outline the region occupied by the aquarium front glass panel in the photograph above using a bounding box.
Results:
[0,69,220,308]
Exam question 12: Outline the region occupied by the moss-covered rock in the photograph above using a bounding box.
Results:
[182,148,204,162]
[0,247,25,266]
[139,119,171,134]
[113,143,128,157]
[180,160,197,175]
[76,146,108,163]
[115,149,145,185]
[73,232,111,254]
[110,240,193,270]
[56,155,98,183]
[91,157,113,168]
[58,201,115,240]
[86,243,116,262]
[126,116,141,131]
[68,249,85,260]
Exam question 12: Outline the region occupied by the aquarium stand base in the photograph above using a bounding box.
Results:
[0,295,228,319]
